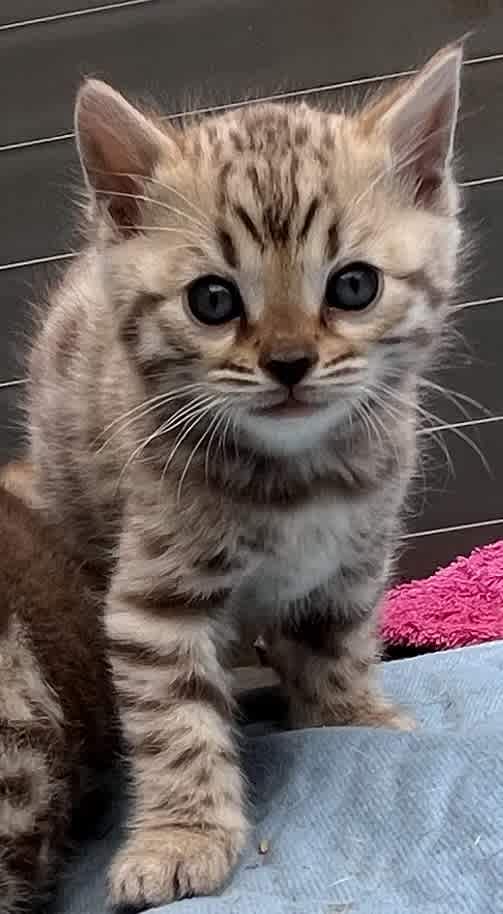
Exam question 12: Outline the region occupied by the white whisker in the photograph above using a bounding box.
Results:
[204,407,230,483]
[230,410,241,460]
[129,226,205,242]
[161,402,222,491]
[96,383,203,437]
[94,188,210,237]
[145,176,213,229]
[115,394,218,490]
[134,394,218,454]
[352,399,374,450]
[95,384,206,452]
[419,378,492,419]
[360,388,406,470]
[177,403,229,502]
[100,171,213,230]
[381,386,455,480]
[376,381,490,475]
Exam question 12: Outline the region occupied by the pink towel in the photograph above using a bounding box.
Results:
[381,539,503,650]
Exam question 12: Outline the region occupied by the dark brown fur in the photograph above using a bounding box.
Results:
[0,482,116,913]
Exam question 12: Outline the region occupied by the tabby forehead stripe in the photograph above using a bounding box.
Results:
[327,222,339,260]
[229,130,244,153]
[218,161,233,208]
[217,227,239,269]
[298,198,319,242]
[234,205,264,247]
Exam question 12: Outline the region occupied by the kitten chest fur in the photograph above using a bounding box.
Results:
[223,497,368,615]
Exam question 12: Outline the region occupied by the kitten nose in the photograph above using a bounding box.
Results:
[262,353,317,388]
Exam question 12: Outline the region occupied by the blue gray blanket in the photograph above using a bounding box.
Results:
[52,643,503,914]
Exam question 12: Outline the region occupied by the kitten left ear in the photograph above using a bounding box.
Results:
[375,42,463,203]
[75,79,173,233]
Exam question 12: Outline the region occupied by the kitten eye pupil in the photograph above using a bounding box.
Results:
[325,262,380,312]
[187,275,243,326]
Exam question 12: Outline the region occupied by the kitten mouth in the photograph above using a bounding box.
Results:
[254,394,325,418]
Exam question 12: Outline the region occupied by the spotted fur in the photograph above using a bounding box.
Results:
[27,43,463,909]
[0,484,116,913]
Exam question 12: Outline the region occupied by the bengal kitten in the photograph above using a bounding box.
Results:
[0,480,116,913]
[27,43,463,909]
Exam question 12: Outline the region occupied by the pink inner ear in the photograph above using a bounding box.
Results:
[88,162,143,234]
[379,46,461,208]
[412,92,456,205]
[77,89,162,233]
[106,177,142,234]
[413,116,449,205]
[89,148,141,230]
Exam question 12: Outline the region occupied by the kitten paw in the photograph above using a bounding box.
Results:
[356,702,416,731]
[288,697,416,731]
[108,827,244,909]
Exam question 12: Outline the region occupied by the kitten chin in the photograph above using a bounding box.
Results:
[0,473,117,914]
[238,398,350,455]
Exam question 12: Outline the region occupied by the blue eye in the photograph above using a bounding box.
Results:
[187,275,243,325]
[325,262,381,311]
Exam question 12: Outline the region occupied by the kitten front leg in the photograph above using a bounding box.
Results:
[106,572,247,910]
[265,608,413,732]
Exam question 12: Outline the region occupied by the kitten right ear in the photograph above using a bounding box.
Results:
[364,42,462,205]
[75,79,170,233]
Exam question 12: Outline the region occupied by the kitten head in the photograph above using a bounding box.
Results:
[75,43,462,456]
